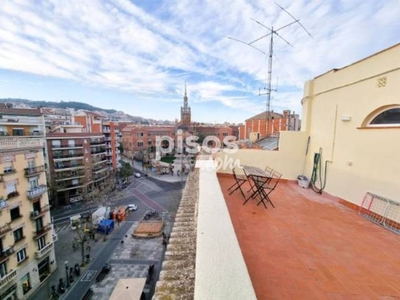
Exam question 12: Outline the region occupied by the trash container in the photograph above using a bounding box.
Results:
[297,175,310,189]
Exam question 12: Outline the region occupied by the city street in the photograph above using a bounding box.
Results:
[29,173,184,300]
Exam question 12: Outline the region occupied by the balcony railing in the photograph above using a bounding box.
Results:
[55,172,85,181]
[24,165,45,177]
[54,162,84,170]
[0,269,18,290]
[91,149,106,155]
[90,140,105,145]
[53,152,84,159]
[0,224,11,237]
[36,242,53,259]
[33,224,51,239]
[0,137,42,151]
[0,246,14,264]
[104,137,111,141]
[52,144,83,149]
[1,169,16,177]
[56,182,84,191]
[7,191,19,200]
[93,166,108,173]
[0,199,8,211]
[27,185,47,200]
[30,204,51,220]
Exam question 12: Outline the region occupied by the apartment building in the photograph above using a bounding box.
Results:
[0,108,56,300]
[238,110,300,141]
[73,111,121,171]
[121,125,176,160]
[102,121,121,171]
[46,125,109,208]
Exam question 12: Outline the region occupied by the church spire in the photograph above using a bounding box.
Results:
[183,83,188,109]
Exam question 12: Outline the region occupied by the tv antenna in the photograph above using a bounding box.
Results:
[228,2,312,136]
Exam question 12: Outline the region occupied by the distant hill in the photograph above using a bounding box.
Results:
[0,98,117,114]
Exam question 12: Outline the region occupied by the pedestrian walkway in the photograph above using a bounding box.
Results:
[90,214,172,299]
[30,221,126,300]
[123,158,191,183]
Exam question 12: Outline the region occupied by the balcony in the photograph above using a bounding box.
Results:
[30,204,51,220]
[0,199,8,211]
[90,140,105,145]
[0,269,18,290]
[7,191,19,200]
[54,163,84,171]
[102,128,110,133]
[33,224,51,239]
[214,159,400,299]
[1,169,16,177]
[105,151,113,156]
[92,166,108,174]
[0,137,42,151]
[0,247,14,264]
[0,224,11,237]
[27,185,47,200]
[55,172,85,182]
[24,165,45,177]
[105,143,112,149]
[52,143,83,150]
[56,182,85,192]
[104,137,111,142]
[36,242,53,259]
[53,151,84,160]
[94,174,109,182]
[91,149,106,155]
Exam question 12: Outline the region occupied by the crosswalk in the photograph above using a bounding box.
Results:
[55,224,71,233]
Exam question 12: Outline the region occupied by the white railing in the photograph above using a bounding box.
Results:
[36,242,53,259]
[0,116,43,124]
[0,269,18,289]
[0,137,42,151]
[27,185,47,199]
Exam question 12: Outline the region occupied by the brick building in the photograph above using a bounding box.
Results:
[46,126,108,207]
[238,110,300,141]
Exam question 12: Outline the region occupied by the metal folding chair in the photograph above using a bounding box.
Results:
[257,170,282,208]
[228,167,247,198]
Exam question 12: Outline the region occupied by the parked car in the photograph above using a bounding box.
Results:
[134,172,141,178]
[128,204,138,211]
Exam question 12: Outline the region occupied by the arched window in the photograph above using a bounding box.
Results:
[370,108,400,125]
[361,105,400,128]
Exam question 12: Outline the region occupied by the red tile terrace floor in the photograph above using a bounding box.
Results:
[218,175,400,300]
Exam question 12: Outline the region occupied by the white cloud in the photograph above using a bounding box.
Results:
[0,0,399,122]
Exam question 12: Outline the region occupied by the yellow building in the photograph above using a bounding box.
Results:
[217,42,400,208]
[300,43,400,206]
[0,107,57,299]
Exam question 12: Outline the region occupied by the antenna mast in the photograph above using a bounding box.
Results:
[228,2,312,138]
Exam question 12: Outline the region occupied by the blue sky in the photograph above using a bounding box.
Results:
[0,0,399,123]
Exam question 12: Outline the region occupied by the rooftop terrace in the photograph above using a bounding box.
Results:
[218,175,400,299]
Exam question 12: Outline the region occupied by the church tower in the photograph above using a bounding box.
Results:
[180,85,191,126]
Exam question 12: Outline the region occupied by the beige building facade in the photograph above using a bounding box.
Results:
[0,108,57,300]
[217,43,400,207]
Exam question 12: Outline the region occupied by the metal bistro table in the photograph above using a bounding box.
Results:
[242,165,273,208]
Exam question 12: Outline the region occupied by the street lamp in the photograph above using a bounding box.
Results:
[65,261,70,288]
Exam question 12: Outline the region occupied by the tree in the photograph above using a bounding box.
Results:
[119,162,133,180]
[71,217,93,267]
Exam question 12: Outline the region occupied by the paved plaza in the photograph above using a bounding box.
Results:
[91,217,172,300]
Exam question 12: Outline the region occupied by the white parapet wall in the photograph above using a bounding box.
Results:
[194,159,257,300]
